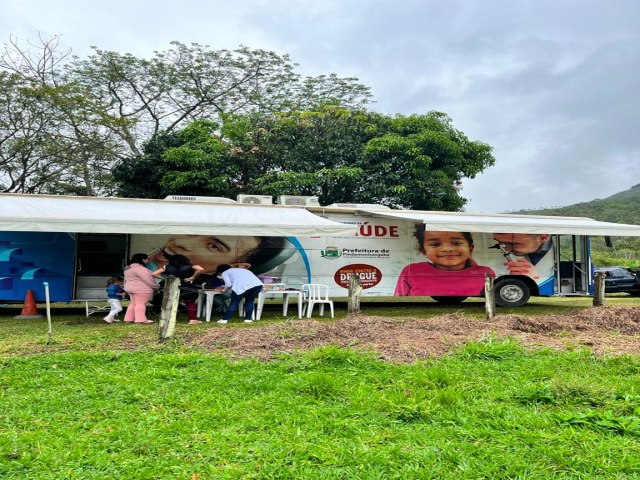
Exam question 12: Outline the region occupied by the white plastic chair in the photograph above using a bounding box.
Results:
[301,284,334,318]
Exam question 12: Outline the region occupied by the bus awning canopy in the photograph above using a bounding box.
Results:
[0,194,356,237]
[361,209,640,236]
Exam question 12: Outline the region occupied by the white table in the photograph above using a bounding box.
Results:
[85,300,111,318]
[197,289,226,322]
[255,290,304,320]
[197,289,252,322]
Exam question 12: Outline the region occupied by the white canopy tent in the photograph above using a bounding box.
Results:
[0,194,356,237]
[360,209,640,236]
[3,193,639,237]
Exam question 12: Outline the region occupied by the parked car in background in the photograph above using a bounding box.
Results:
[594,267,640,295]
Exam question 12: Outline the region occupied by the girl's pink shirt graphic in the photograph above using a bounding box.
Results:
[394,262,495,296]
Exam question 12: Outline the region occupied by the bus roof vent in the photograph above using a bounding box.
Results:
[326,203,390,210]
[236,194,273,205]
[163,195,237,203]
[277,195,320,207]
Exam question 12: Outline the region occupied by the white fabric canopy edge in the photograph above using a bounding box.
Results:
[0,194,356,237]
[361,209,640,236]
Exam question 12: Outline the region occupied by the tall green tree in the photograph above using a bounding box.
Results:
[111,130,181,199]
[0,36,372,195]
[223,108,495,210]
[362,112,495,210]
[115,107,495,211]
[222,107,374,202]
[0,37,118,195]
[114,119,256,199]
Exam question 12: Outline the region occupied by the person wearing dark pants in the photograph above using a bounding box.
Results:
[216,264,264,324]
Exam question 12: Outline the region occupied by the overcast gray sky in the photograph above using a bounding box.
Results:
[2,0,639,212]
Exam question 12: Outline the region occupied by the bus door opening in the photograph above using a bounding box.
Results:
[75,234,128,300]
[556,235,589,295]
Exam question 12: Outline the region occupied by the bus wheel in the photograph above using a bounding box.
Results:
[494,279,530,307]
[431,296,468,305]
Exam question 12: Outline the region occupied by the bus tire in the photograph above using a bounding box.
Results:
[431,296,468,305]
[494,279,530,307]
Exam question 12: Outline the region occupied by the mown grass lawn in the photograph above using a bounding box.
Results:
[1,296,640,479]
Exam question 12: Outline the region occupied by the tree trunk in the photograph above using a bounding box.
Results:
[347,274,362,314]
[484,274,496,320]
[593,271,606,307]
[159,276,180,341]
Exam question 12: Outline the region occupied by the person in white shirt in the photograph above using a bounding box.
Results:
[216,264,264,324]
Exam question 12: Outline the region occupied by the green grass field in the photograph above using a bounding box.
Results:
[2,296,640,479]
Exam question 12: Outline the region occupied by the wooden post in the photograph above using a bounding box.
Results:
[348,274,362,314]
[593,271,606,307]
[159,276,181,341]
[484,274,496,320]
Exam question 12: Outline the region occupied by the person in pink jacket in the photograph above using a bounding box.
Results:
[123,253,159,324]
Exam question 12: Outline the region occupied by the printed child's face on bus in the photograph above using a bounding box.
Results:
[492,233,549,256]
[423,231,472,271]
[162,234,261,273]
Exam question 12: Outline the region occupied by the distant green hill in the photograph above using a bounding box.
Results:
[515,183,640,267]
[515,183,640,224]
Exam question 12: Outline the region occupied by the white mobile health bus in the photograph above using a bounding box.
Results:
[1,193,640,307]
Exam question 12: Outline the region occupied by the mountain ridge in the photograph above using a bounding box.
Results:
[512,183,640,225]
[511,183,640,267]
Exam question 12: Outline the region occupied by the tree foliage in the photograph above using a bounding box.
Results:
[2,35,494,209]
[360,111,495,210]
[0,36,372,195]
[0,36,119,195]
[115,107,495,211]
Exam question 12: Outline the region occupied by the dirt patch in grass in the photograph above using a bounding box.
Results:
[188,307,640,362]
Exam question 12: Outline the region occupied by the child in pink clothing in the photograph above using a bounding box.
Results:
[123,253,159,324]
[395,227,495,297]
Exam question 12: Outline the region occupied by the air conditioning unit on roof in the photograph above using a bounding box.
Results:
[327,203,391,209]
[236,194,273,205]
[277,195,320,207]
[163,195,237,203]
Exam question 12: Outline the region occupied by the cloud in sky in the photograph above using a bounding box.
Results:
[2,0,639,212]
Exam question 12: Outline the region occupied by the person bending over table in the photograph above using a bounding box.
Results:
[216,264,263,324]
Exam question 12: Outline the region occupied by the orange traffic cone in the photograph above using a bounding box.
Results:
[14,289,43,319]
